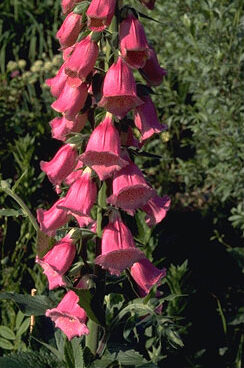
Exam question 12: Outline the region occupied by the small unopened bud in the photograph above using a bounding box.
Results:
[182,14,191,28]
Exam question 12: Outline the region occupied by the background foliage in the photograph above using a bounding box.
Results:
[0,0,243,367]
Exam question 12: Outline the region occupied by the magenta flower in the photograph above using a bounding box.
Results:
[37,198,71,236]
[95,210,145,275]
[142,195,171,227]
[61,0,80,15]
[56,12,82,48]
[46,290,89,340]
[51,80,88,121]
[107,160,155,212]
[134,95,167,142]
[36,234,76,290]
[49,113,87,142]
[64,160,83,186]
[73,213,95,228]
[58,168,97,216]
[46,62,68,98]
[130,258,166,296]
[120,14,149,69]
[98,56,143,119]
[140,47,167,86]
[40,144,78,186]
[86,0,116,32]
[65,36,99,81]
[80,113,128,180]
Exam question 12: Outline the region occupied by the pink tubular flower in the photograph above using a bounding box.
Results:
[139,0,155,10]
[142,195,171,227]
[107,160,155,212]
[120,14,149,69]
[36,234,76,290]
[95,210,145,275]
[40,144,78,186]
[140,47,167,86]
[51,80,88,120]
[134,95,167,142]
[64,160,83,186]
[62,0,80,14]
[86,0,116,32]
[65,36,99,81]
[58,168,97,216]
[73,213,95,228]
[98,56,143,119]
[80,113,128,180]
[56,12,82,48]
[46,63,68,98]
[46,290,89,340]
[37,198,71,236]
[130,258,166,296]
[50,113,87,142]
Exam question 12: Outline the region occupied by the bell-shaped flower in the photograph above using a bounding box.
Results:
[36,233,76,290]
[64,160,83,186]
[51,79,88,120]
[86,0,116,32]
[134,95,167,142]
[107,160,155,212]
[120,14,149,69]
[58,168,97,216]
[46,290,89,340]
[95,210,145,275]
[98,56,143,119]
[40,144,78,186]
[62,0,80,14]
[142,195,171,227]
[63,45,75,61]
[56,12,82,48]
[37,198,71,236]
[73,213,95,228]
[65,36,99,81]
[46,62,68,98]
[130,258,166,296]
[140,47,167,86]
[50,113,87,142]
[139,0,155,10]
[80,113,128,180]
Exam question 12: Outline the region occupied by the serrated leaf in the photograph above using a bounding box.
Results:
[116,349,158,367]
[0,325,16,340]
[0,337,14,350]
[71,338,84,368]
[0,292,54,316]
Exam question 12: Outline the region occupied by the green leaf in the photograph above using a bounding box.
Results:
[0,351,62,368]
[0,325,16,340]
[15,311,25,330]
[16,318,30,337]
[117,349,157,367]
[73,1,90,14]
[0,292,54,316]
[36,230,56,258]
[71,338,84,368]
[0,337,14,350]
[0,208,24,217]
[74,288,105,326]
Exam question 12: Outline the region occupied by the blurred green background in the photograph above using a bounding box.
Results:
[0,0,243,367]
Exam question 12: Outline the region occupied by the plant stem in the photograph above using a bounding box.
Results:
[1,180,39,232]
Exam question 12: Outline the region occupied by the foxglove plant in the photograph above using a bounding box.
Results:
[36,0,171,361]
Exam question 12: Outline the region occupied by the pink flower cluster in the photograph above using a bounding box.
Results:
[37,0,170,340]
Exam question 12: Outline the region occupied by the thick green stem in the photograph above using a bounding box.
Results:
[1,180,39,232]
[85,183,106,354]
[86,0,121,354]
